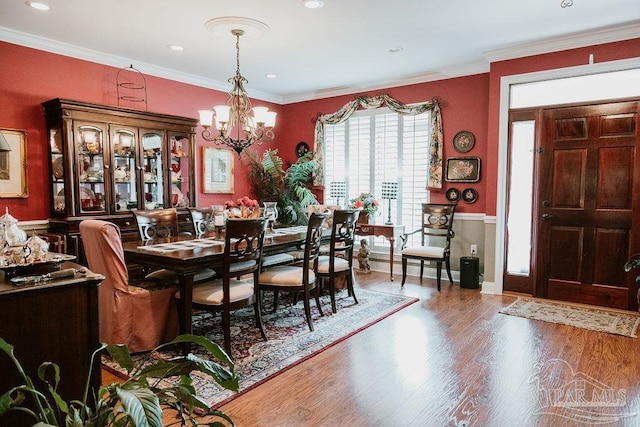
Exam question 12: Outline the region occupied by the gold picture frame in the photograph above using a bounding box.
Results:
[0,129,28,198]
[202,147,234,194]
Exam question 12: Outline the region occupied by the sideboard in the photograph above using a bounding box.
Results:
[0,264,104,426]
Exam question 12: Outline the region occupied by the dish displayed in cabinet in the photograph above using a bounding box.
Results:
[52,157,64,179]
[172,185,186,207]
[171,158,181,174]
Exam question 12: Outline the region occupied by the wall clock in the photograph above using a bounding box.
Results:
[453,130,475,153]
[295,141,310,157]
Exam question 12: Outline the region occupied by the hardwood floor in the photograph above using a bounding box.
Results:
[105,271,640,426]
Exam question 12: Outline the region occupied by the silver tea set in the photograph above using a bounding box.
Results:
[0,207,49,266]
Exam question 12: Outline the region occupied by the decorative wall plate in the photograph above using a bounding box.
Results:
[445,187,461,202]
[462,188,478,203]
[453,130,475,153]
[296,141,310,158]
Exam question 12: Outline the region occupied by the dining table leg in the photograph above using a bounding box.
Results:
[178,273,195,354]
[388,236,396,281]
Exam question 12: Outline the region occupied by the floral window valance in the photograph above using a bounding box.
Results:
[313,94,443,189]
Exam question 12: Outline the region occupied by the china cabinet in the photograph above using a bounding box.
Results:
[42,98,197,257]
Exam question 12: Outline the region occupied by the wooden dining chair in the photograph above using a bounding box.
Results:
[79,219,179,353]
[258,213,327,331]
[133,207,182,239]
[400,203,457,291]
[316,209,360,313]
[176,218,268,356]
[133,207,216,283]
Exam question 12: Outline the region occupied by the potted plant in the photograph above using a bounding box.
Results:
[245,149,318,226]
[0,334,238,426]
[348,192,379,223]
[624,254,640,308]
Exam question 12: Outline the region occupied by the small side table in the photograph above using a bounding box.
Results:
[356,224,404,281]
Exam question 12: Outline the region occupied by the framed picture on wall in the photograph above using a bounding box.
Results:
[444,157,481,183]
[202,147,234,194]
[0,129,28,198]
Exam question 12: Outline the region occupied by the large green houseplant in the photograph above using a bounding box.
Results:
[625,254,640,306]
[0,334,238,427]
[245,149,318,226]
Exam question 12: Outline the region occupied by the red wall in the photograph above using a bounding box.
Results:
[0,41,281,220]
[2,37,639,222]
[485,38,640,216]
[279,74,491,214]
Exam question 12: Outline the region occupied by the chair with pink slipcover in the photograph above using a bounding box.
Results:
[79,219,179,353]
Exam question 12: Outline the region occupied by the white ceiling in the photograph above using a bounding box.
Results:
[1,0,639,104]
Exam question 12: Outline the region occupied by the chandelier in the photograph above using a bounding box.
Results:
[198,29,276,155]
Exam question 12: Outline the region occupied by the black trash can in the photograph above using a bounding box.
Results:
[460,256,480,289]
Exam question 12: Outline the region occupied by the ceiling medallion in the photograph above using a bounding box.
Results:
[204,17,269,40]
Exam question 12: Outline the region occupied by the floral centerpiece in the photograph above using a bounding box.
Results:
[349,192,379,219]
[225,196,261,218]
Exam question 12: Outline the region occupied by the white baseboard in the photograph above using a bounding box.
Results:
[358,259,490,291]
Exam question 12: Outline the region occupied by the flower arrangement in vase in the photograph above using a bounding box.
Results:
[225,196,261,218]
[349,192,379,223]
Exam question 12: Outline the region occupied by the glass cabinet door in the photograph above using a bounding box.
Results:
[169,133,191,208]
[49,126,66,214]
[141,130,164,210]
[111,127,138,212]
[76,123,106,214]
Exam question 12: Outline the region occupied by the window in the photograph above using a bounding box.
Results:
[324,107,431,250]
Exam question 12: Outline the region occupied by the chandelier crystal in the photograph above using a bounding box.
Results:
[199,29,276,155]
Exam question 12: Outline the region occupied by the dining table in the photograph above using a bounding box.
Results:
[121,226,310,346]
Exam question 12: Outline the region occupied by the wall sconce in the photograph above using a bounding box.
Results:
[381,182,398,225]
[329,181,346,207]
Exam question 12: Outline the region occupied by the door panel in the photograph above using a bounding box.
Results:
[552,149,586,208]
[597,147,633,209]
[547,226,582,281]
[538,101,639,310]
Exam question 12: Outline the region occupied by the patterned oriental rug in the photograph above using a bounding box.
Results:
[500,297,640,338]
[103,288,418,408]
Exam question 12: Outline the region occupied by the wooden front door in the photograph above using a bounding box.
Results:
[537,100,640,310]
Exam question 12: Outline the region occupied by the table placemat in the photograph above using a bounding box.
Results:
[137,238,224,253]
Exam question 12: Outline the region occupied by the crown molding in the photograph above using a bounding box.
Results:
[0,26,284,105]
[2,20,637,106]
[484,20,640,63]
[281,61,490,104]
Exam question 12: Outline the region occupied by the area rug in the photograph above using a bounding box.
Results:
[103,288,418,408]
[499,297,640,338]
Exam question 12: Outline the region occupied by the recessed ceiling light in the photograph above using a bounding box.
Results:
[302,0,324,9]
[388,47,403,53]
[25,1,50,11]
[168,45,184,52]
[266,73,277,79]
